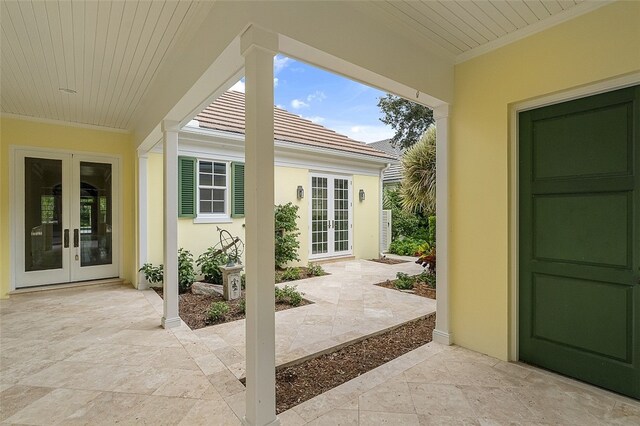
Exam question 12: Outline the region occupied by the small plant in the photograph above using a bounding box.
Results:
[241,273,246,290]
[238,298,246,314]
[275,203,301,268]
[415,242,432,257]
[178,248,195,293]
[207,301,229,322]
[306,262,325,277]
[281,267,301,281]
[417,270,436,289]
[139,263,163,286]
[388,237,427,256]
[196,247,228,284]
[275,285,303,307]
[394,272,416,290]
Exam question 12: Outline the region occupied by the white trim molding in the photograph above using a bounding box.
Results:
[137,153,149,290]
[1,112,131,134]
[508,72,640,361]
[433,103,452,346]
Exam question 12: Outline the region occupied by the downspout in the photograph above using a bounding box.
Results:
[379,163,391,257]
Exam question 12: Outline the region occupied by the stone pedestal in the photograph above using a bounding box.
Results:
[220,264,243,300]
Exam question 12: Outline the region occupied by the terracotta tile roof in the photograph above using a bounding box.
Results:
[194,91,394,160]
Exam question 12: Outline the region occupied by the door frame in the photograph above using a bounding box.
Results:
[508,72,640,361]
[307,172,353,260]
[9,146,123,291]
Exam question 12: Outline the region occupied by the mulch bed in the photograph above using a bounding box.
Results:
[153,288,311,330]
[247,313,435,413]
[377,280,436,300]
[368,257,409,265]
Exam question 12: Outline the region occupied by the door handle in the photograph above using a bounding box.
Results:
[73,229,79,247]
[64,229,69,248]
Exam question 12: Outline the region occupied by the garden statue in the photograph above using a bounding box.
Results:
[215,227,244,300]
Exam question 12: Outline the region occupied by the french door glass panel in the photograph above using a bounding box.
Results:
[24,157,64,272]
[79,162,112,267]
[311,175,351,257]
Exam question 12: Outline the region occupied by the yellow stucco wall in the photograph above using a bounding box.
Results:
[450,1,640,360]
[146,153,381,270]
[0,117,136,298]
[353,174,382,260]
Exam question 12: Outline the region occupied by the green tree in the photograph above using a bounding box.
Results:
[383,188,428,241]
[400,127,436,215]
[378,94,433,149]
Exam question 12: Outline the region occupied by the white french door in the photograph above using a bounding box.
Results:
[15,150,119,288]
[309,174,352,259]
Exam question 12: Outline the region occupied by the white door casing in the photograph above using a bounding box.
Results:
[309,173,353,259]
[14,149,120,288]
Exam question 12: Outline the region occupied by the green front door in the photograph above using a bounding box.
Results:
[519,85,640,399]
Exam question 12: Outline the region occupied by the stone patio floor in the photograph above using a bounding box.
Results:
[1,259,638,425]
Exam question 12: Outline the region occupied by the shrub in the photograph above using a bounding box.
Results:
[428,215,436,246]
[196,247,228,284]
[275,285,303,307]
[241,273,246,290]
[238,298,246,314]
[388,237,427,256]
[383,188,429,241]
[139,263,163,286]
[394,272,416,290]
[281,267,301,282]
[415,242,432,257]
[275,203,301,268]
[400,127,436,214]
[178,248,195,293]
[207,301,229,322]
[307,262,325,277]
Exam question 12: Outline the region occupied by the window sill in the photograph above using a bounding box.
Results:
[193,216,233,224]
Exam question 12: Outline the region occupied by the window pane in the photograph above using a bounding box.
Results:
[214,175,225,186]
[212,201,225,213]
[200,162,212,173]
[213,189,225,201]
[200,201,211,213]
[200,188,212,202]
[214,163,226,174]
[200,173,212,186]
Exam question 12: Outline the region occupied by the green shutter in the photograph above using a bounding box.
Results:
[178,156,196,218]
[231,162,245,218]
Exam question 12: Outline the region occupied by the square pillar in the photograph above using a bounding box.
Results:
[137,152,149,290]
[433,104,452,345]
[241,25,280,426]
[161,121,181,329]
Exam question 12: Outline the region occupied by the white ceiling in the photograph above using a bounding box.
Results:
[0,0,605,131]
[0,0,208,130]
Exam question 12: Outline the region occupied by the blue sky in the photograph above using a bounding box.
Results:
[230,55,394,143]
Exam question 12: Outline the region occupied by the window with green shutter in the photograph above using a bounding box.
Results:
[231,162,245,218]
[178,156,196,218]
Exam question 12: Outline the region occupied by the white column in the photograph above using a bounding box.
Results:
[137,152,149,290]
[161,121,181,329]
[241,25,280,426]
[433,104,452,345]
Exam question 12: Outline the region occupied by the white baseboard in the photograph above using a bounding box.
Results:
[433,329,453,346]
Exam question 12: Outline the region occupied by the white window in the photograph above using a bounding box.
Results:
[198,160,228,216]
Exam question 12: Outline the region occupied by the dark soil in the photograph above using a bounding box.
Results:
[242,314,435,414]
[377,280,437,300]
[368,257,409,265]
[153,288,311,330]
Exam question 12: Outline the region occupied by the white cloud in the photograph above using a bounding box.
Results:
[303,116,325,124]
[274,55,291,74]
[273,77,279,88]
[276,104,284,109]
[291,99,309,109]
[333,124,395,143]
[230,79,245,93]
[306,91,326,102]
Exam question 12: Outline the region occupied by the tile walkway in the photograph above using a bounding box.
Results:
[1,258,638,425]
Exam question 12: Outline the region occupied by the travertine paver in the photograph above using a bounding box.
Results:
[3,260,637,425]
[193,258,433,378]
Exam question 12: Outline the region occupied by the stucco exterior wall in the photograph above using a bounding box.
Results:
[0,117,136,298]
[450,1,640,360]
[146,153,381,271]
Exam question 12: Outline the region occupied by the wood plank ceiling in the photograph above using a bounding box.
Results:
[0,0,205,129]
[0,0,595,130]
